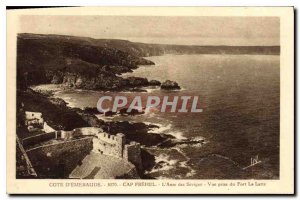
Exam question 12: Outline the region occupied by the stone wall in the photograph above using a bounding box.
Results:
[73,127,103,136]
[92,132,125,158]
[23,125,143,178]
[59,127,103,139]
[60,130,75,140]
[22,132,57,148]
[124,141,142,170]
[43,122,55,133]
[26,137,93,178]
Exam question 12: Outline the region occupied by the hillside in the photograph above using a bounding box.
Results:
[17,33,280,90]
[17,33,155,90]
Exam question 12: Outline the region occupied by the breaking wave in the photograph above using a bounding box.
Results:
[146,153,179,173]
[147,122,187,140]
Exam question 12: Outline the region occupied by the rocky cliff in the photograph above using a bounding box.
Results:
[17,33,280,91]
[17,33,154,90]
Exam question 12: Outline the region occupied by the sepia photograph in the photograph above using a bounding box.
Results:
[6,6,294,194]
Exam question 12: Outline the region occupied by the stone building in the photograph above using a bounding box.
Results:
[124,141,142,170]
[74,127,142,168]
[24,111,44,128]
[93,132,125,158]
[59,127,142,168]
[22,114,143,174]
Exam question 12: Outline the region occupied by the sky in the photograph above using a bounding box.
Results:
[19,16,280,46]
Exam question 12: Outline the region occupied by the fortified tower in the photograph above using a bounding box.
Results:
[115,133,125,158]
[124,141,142,170]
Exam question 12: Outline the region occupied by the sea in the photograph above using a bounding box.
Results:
[44,54,280,179]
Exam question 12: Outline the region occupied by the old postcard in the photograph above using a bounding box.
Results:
[6,7,294,194]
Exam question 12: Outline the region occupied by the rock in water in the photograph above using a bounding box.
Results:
[161,80,181,90]
[119,108,145,116]
[149,80,161,86]
[126,77,149,86]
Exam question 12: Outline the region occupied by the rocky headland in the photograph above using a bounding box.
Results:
[17,33,279,92]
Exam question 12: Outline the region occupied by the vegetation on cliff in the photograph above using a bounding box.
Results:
[17,33,154,90]
[17,89,90,131]
[17,33,280,91]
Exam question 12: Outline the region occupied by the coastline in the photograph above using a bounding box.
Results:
[28,85,207,179]
[17,32,280,180]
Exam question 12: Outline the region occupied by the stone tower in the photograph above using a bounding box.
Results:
[115,133,125,158]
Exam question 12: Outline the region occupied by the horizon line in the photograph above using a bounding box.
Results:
[18,32,281,47]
